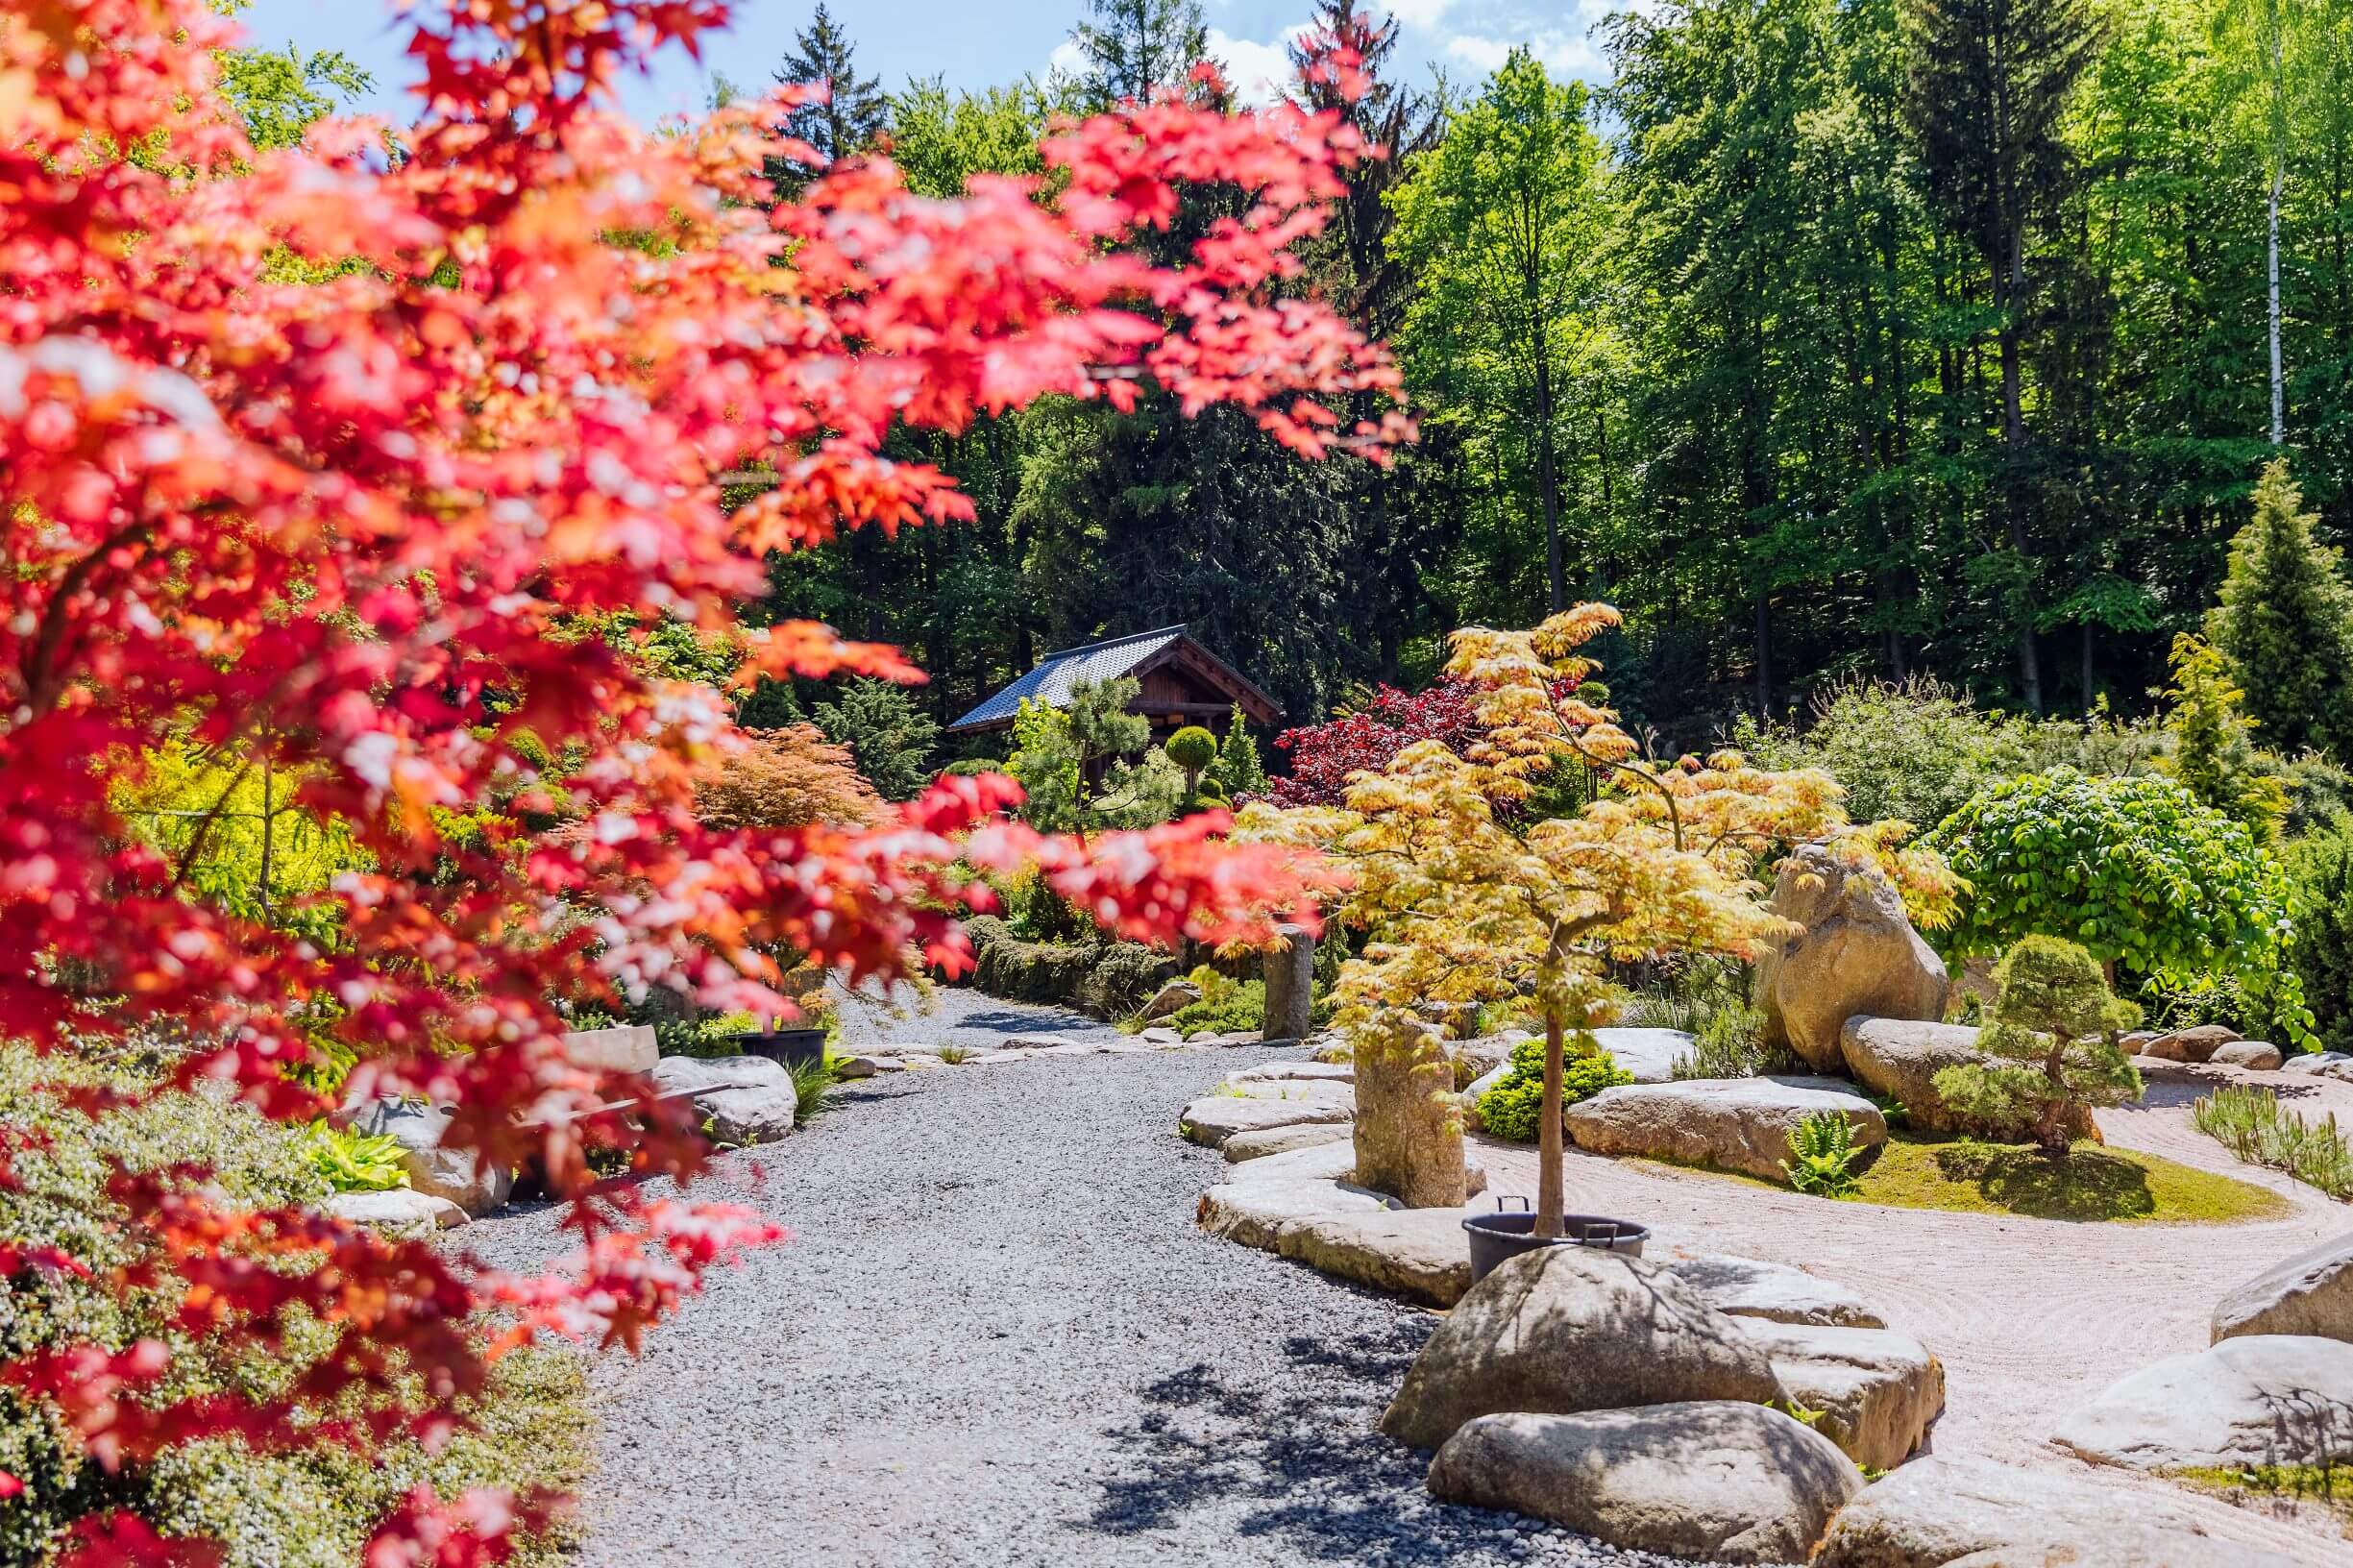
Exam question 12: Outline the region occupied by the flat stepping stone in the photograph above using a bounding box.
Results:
[1226,1061,1353,1085]
[1429,1403,1860,1565]
[1275,1206,1475,1310]
[1658,1252,1888,1329]
[1734,1320,1944,1471]
[2052,1334,2353,1471]
[1196,1176,1396,1250]
[1222,1122,1352,1162]
[1814,1455,2291,1568]
[1178,1093,1349,1149]
[1563,1075,1885,1183]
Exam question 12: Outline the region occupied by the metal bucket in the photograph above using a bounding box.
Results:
[1461,1198,1649,1283]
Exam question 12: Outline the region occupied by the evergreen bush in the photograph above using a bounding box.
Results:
[2208,460,2353,763]
[1476,1038,1634,1143]
[2287,822,2353,1055]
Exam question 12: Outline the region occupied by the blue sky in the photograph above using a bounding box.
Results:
[231,1,1624,124]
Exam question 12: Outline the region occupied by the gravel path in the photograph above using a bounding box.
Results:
[467,989,1713,1568]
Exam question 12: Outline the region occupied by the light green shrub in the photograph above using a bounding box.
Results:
[1476,1038,1634,1143]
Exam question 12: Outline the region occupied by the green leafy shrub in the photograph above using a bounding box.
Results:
[2287,822,2353,1056]
[1728,676,2051,830]
[963,914,1172,1020]
[1924,769,2312,1046]
[2194,1084,2353,1201]
[1932,936,2144,1155]
[1165,724,1217,775]
[1783,1110,1864,1196]
[1163,967,1265,1036]
[1476,1039,1635,1143]
[301,1121,408,1193]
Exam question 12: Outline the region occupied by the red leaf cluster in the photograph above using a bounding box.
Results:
[0,2,1391,1558]
[1264,682,1488,807]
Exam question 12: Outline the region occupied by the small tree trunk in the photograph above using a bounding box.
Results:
[1536,1008,1565,1239]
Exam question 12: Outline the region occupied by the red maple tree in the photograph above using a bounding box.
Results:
[1265,682,1486,807]
[0,3,1393,1559]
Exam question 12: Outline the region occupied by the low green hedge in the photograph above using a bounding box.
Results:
[963,917,1175,1018]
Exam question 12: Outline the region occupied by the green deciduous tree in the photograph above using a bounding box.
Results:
[1390,48,1608,614]
[2207,459,2353,760]
[1933,934,2143,1154]
[1924,768,2310,1041]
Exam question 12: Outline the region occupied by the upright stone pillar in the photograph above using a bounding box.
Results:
[1262,921,1315,1042]
[1352,1015,1468,1209]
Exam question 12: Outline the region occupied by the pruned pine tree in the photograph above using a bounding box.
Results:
[1932,936,2143,1156]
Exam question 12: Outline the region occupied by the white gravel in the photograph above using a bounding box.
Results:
[467,989,1724,1567]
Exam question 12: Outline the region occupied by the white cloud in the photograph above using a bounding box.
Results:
[1207,26,1310,109]
[1047,37,1088,83]
[1444,34,1512,74]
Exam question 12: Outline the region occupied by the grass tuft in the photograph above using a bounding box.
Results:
[2194,1084,2353,1201]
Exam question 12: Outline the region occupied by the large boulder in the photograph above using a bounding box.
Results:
[1840,1017,2096,1140]
[1141,978,1201,1020]
[649,1054,799,1145]
[1814,1456,2293,1568]
[1427,1403,1860,1565]
[1733,1320,1944,1470]
[1273,1207,1477,1308]
[1379,1246,1784,1451]
[1753,844,1949,1072]
[2213,1234,2353,1344]
[1352,1017,1468,1208]
[2209,1040,2285,1070]
[2139,1022,2242,1063]
[1561,1076,1886,1184]
[2280,1051,2353,1078]
[2052,1335,2353,1471]
[1657,1252,1887,1329]
[353,1099,513,1216]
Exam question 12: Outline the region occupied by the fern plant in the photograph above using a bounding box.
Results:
[1782,1110,1863,1197]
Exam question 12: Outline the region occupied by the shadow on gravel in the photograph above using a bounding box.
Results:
[1082,1324,1439,1558]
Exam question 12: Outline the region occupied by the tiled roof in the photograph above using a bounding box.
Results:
[948,625,1189,732]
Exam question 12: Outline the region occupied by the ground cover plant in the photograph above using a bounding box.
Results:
[0,3,1395,1556]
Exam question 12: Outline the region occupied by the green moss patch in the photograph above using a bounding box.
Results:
[1632,1132,2291,1224]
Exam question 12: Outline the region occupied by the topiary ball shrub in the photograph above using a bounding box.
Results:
[1165,725,1217,775]
[1476,1038,1634,1143]
[1924,768,2310,1045]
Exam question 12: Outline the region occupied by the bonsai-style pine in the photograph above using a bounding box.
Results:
[1933,936,2145,1156]
[1241,605,1956,1228]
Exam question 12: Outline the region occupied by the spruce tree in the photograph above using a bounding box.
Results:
[2207,460,2353,761]
[2159,634,2287,844]
[1069,0,1207,106]
[771,3,887,194]
[1901,0,2107,714]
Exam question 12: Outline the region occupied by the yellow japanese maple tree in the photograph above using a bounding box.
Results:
[1242,605,1956,1235]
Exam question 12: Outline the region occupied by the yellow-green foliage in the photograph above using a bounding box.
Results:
[112,740,372,945]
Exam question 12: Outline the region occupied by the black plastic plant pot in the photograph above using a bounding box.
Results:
[1461,1199,1650,1283]
[730,1028,828,1069]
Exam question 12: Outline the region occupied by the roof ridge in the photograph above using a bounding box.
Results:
[1038,623,1189,660]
